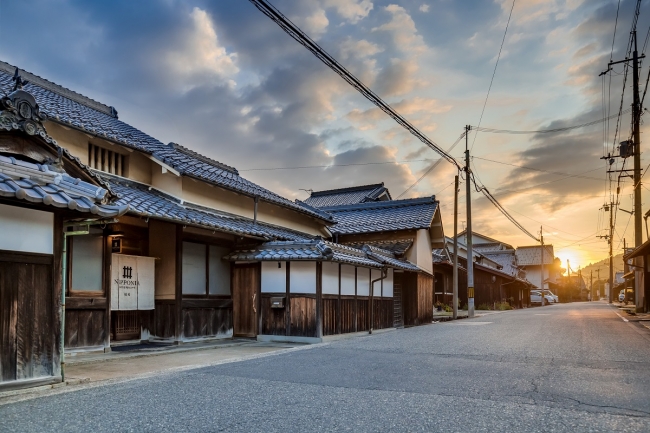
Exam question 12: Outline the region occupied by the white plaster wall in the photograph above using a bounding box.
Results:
[371,268,382,296]
[262,261,286,293]
[341,264,356,296]
[384,268,394,298]
[322,261,339,295]
[0,204,53,254]
[357,267,370,296]
[290,261,316,294]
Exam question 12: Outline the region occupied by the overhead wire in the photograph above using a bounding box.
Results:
[248,0,460,170]
[469,0,516,152]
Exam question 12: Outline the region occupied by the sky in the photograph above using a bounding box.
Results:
[0,0,648,270]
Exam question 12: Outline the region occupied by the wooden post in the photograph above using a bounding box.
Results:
[174,225,183,343]
[103,231,112,351]
[257,262,262,336]
[316,262,323,339]
[285,261,291,336]
[337,263,342,335]
[354,267,358,333]
[52,214,63,378]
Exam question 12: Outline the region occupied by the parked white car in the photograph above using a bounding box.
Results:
[530,290,555,305]
[542,290,559,303]
[619,289,625,303]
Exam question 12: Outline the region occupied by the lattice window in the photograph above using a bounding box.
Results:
[88,143,126,176]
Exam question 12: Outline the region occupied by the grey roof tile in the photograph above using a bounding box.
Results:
[101,173,311,241]
[324,196,438,235]
[516,245,554,266]
[0,155,126,217]
[304,183,391,208]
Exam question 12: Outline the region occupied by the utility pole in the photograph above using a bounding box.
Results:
[567,259,571,302]
[602,29,644,310]
[590,270,593,302]
[597,268,600,299]
[465,125,475,318]
[609,200,614,304]
[453,174,459,319]
[539,226,544,307]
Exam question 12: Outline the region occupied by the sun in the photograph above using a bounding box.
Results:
[555,249,586,274]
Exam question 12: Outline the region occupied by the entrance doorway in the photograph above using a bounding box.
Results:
[232,263,259,337]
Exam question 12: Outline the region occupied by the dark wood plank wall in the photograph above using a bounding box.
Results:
[393,272,404,328]
[339,296,357,334]
[1,251,55,382]
[402,272,433,326]
[372,299,393,330]
[289,295,317,337]
[65,309,105,348]
[322,295,338,336]
[232,263,259,338]
[260,293,286,335]
[153,300,176,339]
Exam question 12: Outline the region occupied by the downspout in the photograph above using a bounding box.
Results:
[369,268,388,334]
[253,196,259,224]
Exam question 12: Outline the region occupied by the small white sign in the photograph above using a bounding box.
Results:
[111,254,155,310]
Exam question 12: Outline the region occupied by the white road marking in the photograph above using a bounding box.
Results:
[615,312,629,322]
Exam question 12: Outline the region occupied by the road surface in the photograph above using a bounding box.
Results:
[2,302,649,432]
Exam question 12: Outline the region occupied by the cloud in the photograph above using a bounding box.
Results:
[339,37,382,60]
[291,6,329,38]
[164,7,239,91]
[324,0,373,24]
[374,58,421,96]
[346,97,451,130]
[419,4,430,13]
[372,4,426,53]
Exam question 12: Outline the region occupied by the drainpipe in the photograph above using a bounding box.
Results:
[369,268,388,334]
[253,196,259,224]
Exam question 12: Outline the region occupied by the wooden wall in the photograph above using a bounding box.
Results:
[153,300,176,339]
[0,251,57,383]
[181,299,233,339]
[402,272,433,327]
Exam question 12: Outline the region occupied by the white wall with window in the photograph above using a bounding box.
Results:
[182,242,230,296]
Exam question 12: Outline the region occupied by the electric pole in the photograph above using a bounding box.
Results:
[609,200,614,304]
[465,125,475,318]
[453,174,459,319]
[539,226,544,307]
[567,259,571,302]
[590,270,593,302]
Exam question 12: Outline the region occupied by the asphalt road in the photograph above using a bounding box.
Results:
[2,302,650,432]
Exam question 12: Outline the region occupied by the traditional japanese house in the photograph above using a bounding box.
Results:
[0,61,339,353]
[304,186,446,328]
[434,234,534,308]
[0,82,126,390]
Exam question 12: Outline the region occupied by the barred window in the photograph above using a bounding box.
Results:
[88,143,126,176]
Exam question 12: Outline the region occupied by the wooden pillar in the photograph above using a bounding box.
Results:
[354,267,358,333]
[103,232,111,351]
[316,262,323,338]
[52,214,63,377]
[285,261,291,336]
[337,263,342,335]
[257,262,262,337]
[174,225,183,343]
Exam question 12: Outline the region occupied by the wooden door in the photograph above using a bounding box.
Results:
[0,252,54,382]
[232,263,259,338]
[393,272,404,328]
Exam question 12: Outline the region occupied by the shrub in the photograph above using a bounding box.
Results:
[495,302,513,310]
[477,303,491,310]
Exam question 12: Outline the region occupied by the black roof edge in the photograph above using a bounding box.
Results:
[321,195,436,212]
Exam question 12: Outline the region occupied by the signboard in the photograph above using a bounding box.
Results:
[111,254,155,310]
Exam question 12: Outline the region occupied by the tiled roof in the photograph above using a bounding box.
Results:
[482,250,521,278]
[362,244,421,272]
[0,155,127,217]
[102,174,312,241]
[516,245,554,266]
[0,62,332,223]
[324,196,438,235]
[344,239,413,256]
[223,240,382,268]
[304,183,391,208]
[472,242,507,252]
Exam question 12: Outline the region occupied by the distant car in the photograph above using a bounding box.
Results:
[619,289,625,303]
[542,290,559,303]
[530,290,555,305]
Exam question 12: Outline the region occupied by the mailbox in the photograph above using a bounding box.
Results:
[270,296,285,309]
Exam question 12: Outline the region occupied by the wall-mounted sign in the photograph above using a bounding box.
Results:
[111,238,122,253]
[111,254,155,310]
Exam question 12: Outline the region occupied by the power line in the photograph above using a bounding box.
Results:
[397,132,466,198]
[239,158,433,172]
[471,156,603,181]
[471,108,631,135]
[470,0,516,152]
[248,0,461,170]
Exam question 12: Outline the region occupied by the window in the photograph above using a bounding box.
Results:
[182,242,231,296]
[70,235,103,293]
[88,143,126,176]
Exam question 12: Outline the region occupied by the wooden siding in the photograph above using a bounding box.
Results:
[0,252,56,382]
[373,299,393,330]
[289,295,317,337]
[182,306,232,339]
[393,273,404,327]
[322,295,338,336]
[153,300,176,339]
[402,272,433,327]
[260,294,286,335]
[65,309,105,347]
[339,297,357,334]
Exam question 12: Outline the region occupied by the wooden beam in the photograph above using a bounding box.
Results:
[103,233,111,349]
[285,261,291,336]
[337,263,342,335]
[316,262,323,339]
[175,225,183,342]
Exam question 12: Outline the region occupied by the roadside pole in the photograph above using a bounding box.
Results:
[539,226,544,307]
[465,125,475,318]
[453,174,459,319]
